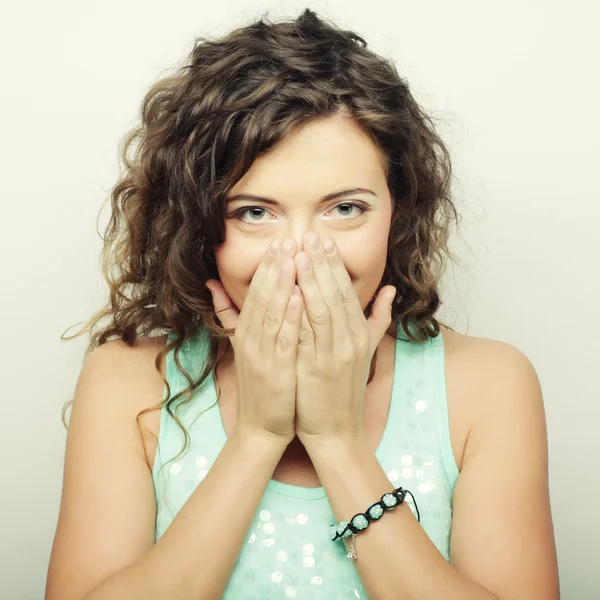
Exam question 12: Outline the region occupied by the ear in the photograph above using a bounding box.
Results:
[205,279,239,331]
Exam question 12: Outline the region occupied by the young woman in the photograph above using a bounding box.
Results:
[45,9,559,600]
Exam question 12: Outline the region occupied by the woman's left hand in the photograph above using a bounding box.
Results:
[293,232,396,450]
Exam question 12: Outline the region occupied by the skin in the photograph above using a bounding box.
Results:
[43,111,559,600]
[214,113,393,318]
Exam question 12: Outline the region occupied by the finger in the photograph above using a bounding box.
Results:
[259,256,297,356]
[206,279,239,334]
[298,304,315,351]
[274,285,304,359]
[321,236,366,339]
[249,238,296,340]
[294,249,332,357]
[303,232,351,353]
[237,238,282,334]
[366,285,396,355]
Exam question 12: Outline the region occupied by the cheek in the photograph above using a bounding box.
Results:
[214,235,267,310]
[337,236,388,309]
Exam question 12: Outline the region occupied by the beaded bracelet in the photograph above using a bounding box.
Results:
[328,486,420,560]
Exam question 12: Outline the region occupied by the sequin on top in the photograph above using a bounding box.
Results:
[152,322,460,599]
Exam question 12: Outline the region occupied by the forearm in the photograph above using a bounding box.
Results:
[306,435,499,600]
[83,431,286,600]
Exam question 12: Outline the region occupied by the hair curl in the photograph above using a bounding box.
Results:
[61,8,461,467]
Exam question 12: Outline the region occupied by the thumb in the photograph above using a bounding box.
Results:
[205,279,239,332]
[366,286,396,355]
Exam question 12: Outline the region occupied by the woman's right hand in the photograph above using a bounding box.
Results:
[205,238,303,448]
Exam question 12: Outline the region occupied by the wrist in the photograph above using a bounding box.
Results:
[231,426,292,454]
[299,429,369,456]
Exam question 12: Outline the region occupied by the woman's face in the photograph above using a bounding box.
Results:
[214,115,393,313]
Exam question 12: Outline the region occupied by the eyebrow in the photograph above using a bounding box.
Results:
[226,187,377,205]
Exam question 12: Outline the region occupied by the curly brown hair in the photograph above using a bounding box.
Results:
[60,8,461,464]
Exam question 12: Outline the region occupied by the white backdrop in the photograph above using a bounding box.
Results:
[1,1,598,598]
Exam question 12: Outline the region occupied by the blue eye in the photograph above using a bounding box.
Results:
[230,206,274,223]
[237,207,270,222]
[330,202,366,218]
[229,201,369,224]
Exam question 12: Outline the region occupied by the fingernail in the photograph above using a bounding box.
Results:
[281,238,294,254]
[323,237,335,254]
[206,284,215,295]
[307,232,319,250]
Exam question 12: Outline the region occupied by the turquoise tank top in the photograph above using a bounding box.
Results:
[152,322,460,599]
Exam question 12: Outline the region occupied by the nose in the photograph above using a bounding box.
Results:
[283,223,316,254]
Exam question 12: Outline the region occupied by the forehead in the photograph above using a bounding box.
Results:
[228,116,388,201]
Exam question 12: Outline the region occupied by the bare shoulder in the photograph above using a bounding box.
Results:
[90,334,170,466]
[89,334,169,373]
[88,334,170,401]
[440,325,538,384]
[440,325,540,398]
[438,329,558,598]
[46,334,170,600]
[71,333,170,471]
[440,326,544,463]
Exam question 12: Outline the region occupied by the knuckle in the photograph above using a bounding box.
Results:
[276,334,293,353]
[329,251,343,265]
[341,283,356,303]
[215,304,235,320]
[254,293,269,308]
[325,288,343,307]
[299,326,314,345]
[339,350,355,365]
[337,340,356,364]
[312,307,331,325]
[355,333,369,353]
[264,310,280,332]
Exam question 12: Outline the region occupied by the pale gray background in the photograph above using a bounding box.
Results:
[1,1,598,598]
